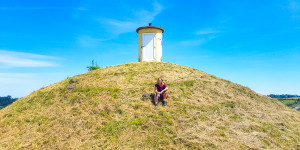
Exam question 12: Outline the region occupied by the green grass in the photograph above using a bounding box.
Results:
[277,98,300,106]
[0,62,299,149]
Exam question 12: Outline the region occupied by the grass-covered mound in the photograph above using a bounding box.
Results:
[0,62,299,149]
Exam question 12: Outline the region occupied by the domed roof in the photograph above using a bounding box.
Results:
[136,23,164,33]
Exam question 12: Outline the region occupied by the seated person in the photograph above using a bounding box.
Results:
[154,77,168,106]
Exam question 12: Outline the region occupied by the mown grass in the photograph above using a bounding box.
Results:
[0,62,299,149]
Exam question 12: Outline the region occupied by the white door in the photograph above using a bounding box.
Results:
[142,33,155,61]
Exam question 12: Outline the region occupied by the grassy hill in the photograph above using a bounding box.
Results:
[0,62,299,149]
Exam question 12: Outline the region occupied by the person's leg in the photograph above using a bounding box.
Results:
[162,91,168,101]
[162,91,168,106]
[154,93,159,105]
[163,93,168,101]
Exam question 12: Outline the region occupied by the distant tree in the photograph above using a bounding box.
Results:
[87,60,100,71]
[267,94,300,98]
[0,95,18,109]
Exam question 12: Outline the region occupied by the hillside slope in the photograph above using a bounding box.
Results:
[0,62,299,149]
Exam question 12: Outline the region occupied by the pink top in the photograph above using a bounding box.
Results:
[155,83,167,92]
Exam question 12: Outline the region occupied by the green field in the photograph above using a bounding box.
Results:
[277,98,300,107]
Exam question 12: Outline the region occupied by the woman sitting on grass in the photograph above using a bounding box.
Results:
[154,77,168,106]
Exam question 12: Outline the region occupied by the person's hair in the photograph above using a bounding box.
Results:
[157,77,164,85]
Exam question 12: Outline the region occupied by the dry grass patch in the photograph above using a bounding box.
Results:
[0,62,299,149]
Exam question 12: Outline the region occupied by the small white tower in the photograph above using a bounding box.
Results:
[136,23,164,62]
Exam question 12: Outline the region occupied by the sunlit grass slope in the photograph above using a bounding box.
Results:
[0,62,299,149]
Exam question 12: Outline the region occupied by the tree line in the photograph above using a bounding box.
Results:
[267,94,300,98]
[0,95,18,109]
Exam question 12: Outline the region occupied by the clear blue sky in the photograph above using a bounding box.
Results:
[1,0,300,97]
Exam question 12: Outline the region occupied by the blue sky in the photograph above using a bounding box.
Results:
[0,0,300,97]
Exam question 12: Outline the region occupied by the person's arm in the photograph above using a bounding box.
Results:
[161,87,168,92]
[155,86,160,94]
[161,83,168,92]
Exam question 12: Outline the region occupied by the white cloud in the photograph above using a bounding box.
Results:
[0,73,67,97]
[98,2,164,36]
[281,1,300,19]
[0,73,66,84]
[179,35,217,46]
[97,18,137,35]
[77,7,88,11]
[133,2,163,24]
[179,39,206,46]
[196,29,219,35]
[76,2,164,47]
[177,28,220,46]
[0,6,79,10]
[0,73,35,77]
[76,35,111,48]
[288,1,300,12]
[0,74,35,84]
[0,50,59,68]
